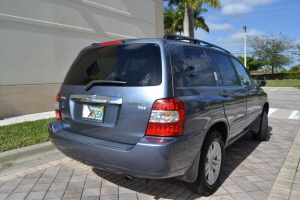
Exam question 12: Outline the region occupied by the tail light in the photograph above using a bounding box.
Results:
[145,98,185,137]
[55,93,62,120]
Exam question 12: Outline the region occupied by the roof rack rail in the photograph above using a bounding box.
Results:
[163,33,231,54]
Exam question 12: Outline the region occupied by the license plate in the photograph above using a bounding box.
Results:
[82,104,104,122]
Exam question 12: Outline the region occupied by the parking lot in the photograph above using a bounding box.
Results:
[0,87,299,200]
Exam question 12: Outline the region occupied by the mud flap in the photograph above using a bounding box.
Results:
[177,151,201,182]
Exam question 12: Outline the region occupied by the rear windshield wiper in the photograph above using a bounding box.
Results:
[84,80,127,91]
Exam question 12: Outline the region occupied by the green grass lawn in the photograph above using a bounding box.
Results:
[0,118,55,153]
[265,80,300,87]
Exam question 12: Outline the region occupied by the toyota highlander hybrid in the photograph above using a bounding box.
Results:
[48,34,268,195]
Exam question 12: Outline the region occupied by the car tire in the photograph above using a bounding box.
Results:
[252,110,268,141]
[185,131,225,196]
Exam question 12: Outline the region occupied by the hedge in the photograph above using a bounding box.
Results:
[251,72,300,80]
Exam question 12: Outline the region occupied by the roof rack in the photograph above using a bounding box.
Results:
[163,33,231,54]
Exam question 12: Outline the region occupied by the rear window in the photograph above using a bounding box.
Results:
[64,43,162,86]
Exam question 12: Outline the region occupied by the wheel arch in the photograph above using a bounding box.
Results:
[204,120,229,147]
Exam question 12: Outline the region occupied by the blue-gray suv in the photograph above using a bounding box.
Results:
[48,34,269,195]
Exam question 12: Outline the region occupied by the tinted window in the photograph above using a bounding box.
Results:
[64,43,162,86]
[231,58,253,87]
[184,48,215,85]
[206,51,222,85]
[211,53,238,85]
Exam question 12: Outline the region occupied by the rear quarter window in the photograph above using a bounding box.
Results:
[64,43,162,86]
[210,53,239,85]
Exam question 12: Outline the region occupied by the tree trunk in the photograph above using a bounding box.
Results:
[183,3,189,37]
[188,6,194,38]
[183,4,194,38]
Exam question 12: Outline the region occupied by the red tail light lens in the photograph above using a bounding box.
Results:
[100,40,123,46]
[146,98,185,137]
[55,93,62,120]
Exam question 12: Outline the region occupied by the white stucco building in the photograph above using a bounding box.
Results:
[0,0,163,118]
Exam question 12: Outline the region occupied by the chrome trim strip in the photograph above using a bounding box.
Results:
[70,95,122,104]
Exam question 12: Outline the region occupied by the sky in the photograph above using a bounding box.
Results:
[165,0,300,68]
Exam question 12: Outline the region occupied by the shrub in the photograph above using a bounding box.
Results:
[251,72,300,80]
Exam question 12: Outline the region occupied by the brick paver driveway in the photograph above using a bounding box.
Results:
[1,87,300,200]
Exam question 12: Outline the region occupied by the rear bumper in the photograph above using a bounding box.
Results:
[48,120,204,180]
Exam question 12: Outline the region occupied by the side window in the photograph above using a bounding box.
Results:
[206,51,222,85]
[211,53,239,85]
[231,58,253,87]
[184,48,215,85]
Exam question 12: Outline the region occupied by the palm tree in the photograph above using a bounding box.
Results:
[164,6,183,34]
[165,0,221,38]
[164,4,209,34]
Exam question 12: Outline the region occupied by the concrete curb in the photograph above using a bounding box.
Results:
[268,127,300,199]
[0,141,59,165]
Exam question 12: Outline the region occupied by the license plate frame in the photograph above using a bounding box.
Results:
[82,104,105,122]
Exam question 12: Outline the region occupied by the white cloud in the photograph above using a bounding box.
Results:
[206,22,234,32]
[220,0,280,16]
[194,30,212,41]
[221,4,252,15]
[216,29,265,48]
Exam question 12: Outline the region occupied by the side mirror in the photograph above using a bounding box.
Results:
[257,77,267,87]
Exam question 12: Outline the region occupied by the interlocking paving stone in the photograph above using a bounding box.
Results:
[248,190,268,200]
[231,176,251,184]
[49,182,68,191]
[231,192,253,200]
[100,195,118,200]
[84,180,102,189]
[101,186,118,195]
[223,185,244,194]
[80,196,100,200]
[63,189,83,198]
[0,118,299,200]
[238,182,260,192]
[44,189,64,199]
[14,184,35,193]
[67,181,85,190]
[25,191,46,200]
[31,183,51,192]
[0,193,9,200]
[82,187,100,197]
[6,192,28,200]
[254,181,273,191]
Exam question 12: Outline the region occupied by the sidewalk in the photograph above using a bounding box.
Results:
[0,111,55,127]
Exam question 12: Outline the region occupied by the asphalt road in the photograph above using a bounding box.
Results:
[263,87,300,111]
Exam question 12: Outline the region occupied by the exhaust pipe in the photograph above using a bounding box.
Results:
[125,175,135,182]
